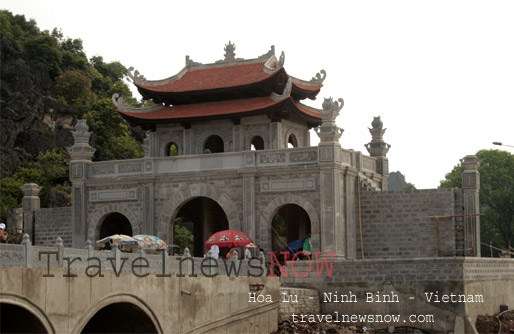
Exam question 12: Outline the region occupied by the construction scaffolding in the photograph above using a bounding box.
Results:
[427,213,484,257]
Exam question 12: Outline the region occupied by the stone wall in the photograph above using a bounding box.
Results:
[280,257,514,333]
[279,287,320,320]
[357,188,459,258]
[34,207,73,247]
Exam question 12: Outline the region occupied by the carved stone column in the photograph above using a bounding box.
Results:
[21,183,41,242]
[365,116,391,190]
[316,98,347,257]
[461,155,481,256]
[269,121,282,149]
[67,119,95,248]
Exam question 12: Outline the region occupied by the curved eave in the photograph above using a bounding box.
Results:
[117,96,321,129]
[134,61,280,94]
[137,68,286,105]
[289,75,323,100]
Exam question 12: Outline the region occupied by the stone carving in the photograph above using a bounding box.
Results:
[365,116,391,157]
[260,178,316,193]
[127,66,146,83]
[91,164,115,175]
[290,151,317,162]
[145,161,153,172]
[259,153,286,164]
[118,163,142,173]
[259,45,275,59]
[185,55,201,66]
[310,70,327,85]
[89,188,138,202]
[321,97,344,123]
[277,51,285,68]
[320,146,334,162]
[70,163,84,179]
[68,119,95,161]
[112,93,131,110]
[315,97,344,142]
[224,41,236,61]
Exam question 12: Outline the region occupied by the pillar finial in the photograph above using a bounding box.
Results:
[67,119,95,161]
[365,116,390,157]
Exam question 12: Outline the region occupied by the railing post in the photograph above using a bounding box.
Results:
[22,233,32,268]
[56,236,64,267]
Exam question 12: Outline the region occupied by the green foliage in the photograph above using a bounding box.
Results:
[0,150,70,216]
[174,219,194,255]
[440,149,514,255]
[85,98,144,161]
[22,34,62,78]
[168,143,178,156]
[55,70,94,111]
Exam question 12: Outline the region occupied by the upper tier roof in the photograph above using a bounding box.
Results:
[113,78,323,130]
[128,43,326,104]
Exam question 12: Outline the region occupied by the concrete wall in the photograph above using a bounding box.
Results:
[358,188,459,258]
[34,207,73,247]
[0,242,280,334]
[0,267,279,334]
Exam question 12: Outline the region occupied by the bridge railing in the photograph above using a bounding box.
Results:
[0,235,267,278]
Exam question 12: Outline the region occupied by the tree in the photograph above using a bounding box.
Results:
[440,149,514,255]
[85,98,144,161]
[55,70,94,111]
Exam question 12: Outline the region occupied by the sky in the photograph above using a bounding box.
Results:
[3,0,514,189]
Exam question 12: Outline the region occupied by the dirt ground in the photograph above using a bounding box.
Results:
[476,311,514,334]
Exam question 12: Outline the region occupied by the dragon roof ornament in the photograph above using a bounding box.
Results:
[310,70,327,85]
[112,93,164,113]
[127,67,147,84]
[321,97,344,123]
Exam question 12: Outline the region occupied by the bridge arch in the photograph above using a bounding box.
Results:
[258,194,320,253]
[158,183,241,249]
[0,293,55,334]
[73,293,162,334]
[87,204,141,242]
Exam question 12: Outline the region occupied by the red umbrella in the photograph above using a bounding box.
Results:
[205,230,254,248]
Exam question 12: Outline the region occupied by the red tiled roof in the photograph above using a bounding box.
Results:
[117,97,321,123]
[136,62,276,93]
[292,81,323,91]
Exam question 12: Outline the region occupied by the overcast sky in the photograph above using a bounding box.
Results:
[3,0,514,189]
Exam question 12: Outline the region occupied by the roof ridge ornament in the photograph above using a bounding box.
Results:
[186,55,201,67]
[127,67,147,84]
[321,97,344,123]
[224,41,236,61]
[271,78,292,101]
[277,51,285,68]
[112,93,131,110]
[259,45,275,59]
[310,70,326,85]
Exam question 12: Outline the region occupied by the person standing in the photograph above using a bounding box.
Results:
[0,224,7,243]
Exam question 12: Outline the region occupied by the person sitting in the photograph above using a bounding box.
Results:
[226,248,235,259]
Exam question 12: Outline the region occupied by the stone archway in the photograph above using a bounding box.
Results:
[74,294,162,334]
[258,194,320,253]
[157,183,241,248]
[0,294,55,334]
[88,205,141,243]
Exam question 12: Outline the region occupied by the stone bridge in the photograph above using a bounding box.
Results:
[0,237,280,333]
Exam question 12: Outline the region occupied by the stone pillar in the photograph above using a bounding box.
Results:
[365,116,391,190]
[143,184,154,235]
[243,176,256,241]
[232,122,243,151]
[461,155,481,256]
[316,98,346,257]
[142,135,150,158]
[269,121,282,149]
[67,119,95,248]
[21,183,41,242]
[183,128,193,155]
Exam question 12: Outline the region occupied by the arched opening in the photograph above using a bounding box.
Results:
[287,134,298,148]
[165,142,178,156]
[174,197,229,257]
[0,303,48,333]
[98,212,132,242]
[271,204,311,254]
[204,135,224,153]
[250,136,265,151]
[81,302,157,334]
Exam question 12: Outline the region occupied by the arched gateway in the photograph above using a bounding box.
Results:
[68,42,390,257]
